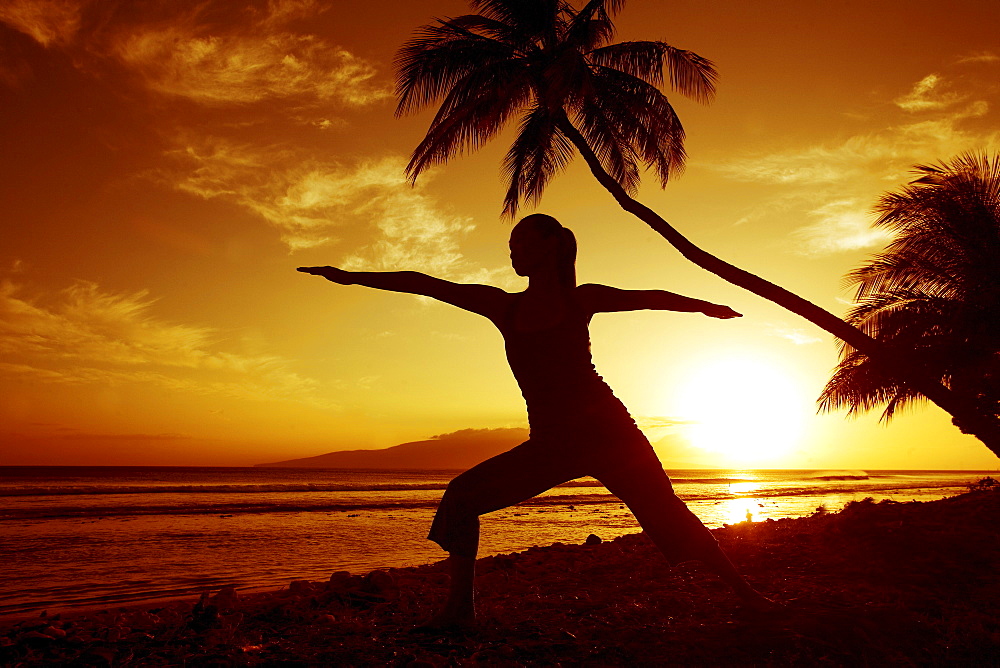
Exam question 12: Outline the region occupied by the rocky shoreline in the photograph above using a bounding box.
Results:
[2,487,999,666]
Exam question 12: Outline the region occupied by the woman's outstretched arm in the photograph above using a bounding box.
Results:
[577,283,741,319]
[297,266,508,318]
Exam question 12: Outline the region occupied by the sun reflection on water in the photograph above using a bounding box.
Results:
[727,481,760,495]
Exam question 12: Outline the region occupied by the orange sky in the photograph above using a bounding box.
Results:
[2,0,999,468]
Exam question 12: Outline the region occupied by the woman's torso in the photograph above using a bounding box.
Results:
[493,289,635,434]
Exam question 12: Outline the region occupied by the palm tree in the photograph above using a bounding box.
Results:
[820,152,1000,427]
[393,0,1000,456]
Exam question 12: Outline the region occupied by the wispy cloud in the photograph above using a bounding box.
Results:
[0,0,83,47]
[766,325,825,346]
[792,199,892,256]
[163,139,491,279]
[634,416,696,429]
[0,279,214,367]
[893,74,964,112]
[717,100,994,188]
[2,0,389,109]
[0,278,327,406]
[714,70,999,255]
[108,0,388,108]
[338,170,480,279]
[256,0,327,29]
[715,136,893,186]
[115,26,388,107]
[956,51,1000,65]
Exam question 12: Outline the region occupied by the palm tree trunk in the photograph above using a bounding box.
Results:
[556,117,1000,457]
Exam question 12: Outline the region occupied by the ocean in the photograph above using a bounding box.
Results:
[0,466,992,619]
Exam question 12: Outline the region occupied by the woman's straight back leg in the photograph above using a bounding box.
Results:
[597,459,720,566]
[596,453,776,608]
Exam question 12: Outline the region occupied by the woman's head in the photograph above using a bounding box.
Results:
[509,214,577,287]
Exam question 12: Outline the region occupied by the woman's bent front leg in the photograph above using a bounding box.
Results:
[423,440,583,628]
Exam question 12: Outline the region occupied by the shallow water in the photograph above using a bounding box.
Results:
[0,466,991,617]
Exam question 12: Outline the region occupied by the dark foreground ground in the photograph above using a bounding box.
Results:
[3,486,999,666]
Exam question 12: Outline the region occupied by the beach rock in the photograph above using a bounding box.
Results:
[289,579,314,596]
[213,585,239,610]
[585,534,602,545]
[329,570,355,589]
[190,593,219,630]
[395,575,426,589]
[362,570,398,598]
[41,626,66,638]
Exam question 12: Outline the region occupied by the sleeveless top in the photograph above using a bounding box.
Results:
[494,292,636,435]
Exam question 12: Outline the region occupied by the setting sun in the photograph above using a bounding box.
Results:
[674,356,808,463]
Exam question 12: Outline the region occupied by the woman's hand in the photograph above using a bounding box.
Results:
[296,266,355,284]
[702,303,742,319]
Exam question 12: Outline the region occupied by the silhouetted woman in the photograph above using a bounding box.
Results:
[299,214,772,628]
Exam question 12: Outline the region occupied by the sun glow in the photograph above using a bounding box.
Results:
[675,356,807,464]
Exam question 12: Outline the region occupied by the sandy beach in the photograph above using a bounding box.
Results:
[2,484,998,666]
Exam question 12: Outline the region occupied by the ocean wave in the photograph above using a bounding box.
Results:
[811,475,870,481]
[805,470,870,481]
[672,478,763,485]
[1,499,441,520]
[0,479,623,497]
[1,481,972,521]
[0,482,452,497]
[6,469,971,498]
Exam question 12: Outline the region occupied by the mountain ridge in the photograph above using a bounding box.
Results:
[256,427,529,469]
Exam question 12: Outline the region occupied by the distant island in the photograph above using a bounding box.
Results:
[256,427,529,469]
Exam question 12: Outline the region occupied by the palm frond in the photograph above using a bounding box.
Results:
[395,19,516,116]
[500,104,575,217]
[662,45,717,104]
[588,41,717,103]
[446,14,529,43]
[574,99,641,194]
[564,0,623,50]
[582,66,686,187]
[588,41,666,86]
[849,248,961,301]
[818,348,924,421]
[405,62,533,180]
[469,0,564,46]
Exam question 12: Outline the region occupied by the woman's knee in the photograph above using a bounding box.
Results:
[439,473,482,516]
